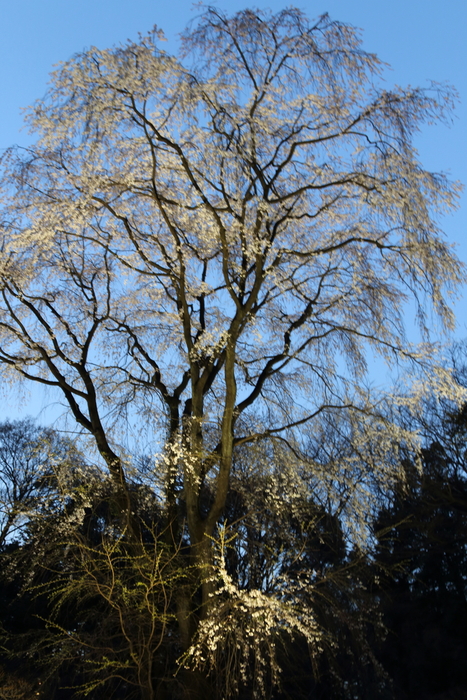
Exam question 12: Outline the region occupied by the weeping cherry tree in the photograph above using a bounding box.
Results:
[0,6,464,697]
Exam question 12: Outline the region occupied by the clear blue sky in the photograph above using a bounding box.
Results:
[0,0,466,420]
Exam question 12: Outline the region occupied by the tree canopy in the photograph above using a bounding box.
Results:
[0,6,464,699]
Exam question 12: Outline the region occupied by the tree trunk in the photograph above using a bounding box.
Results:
[177,668,214,700]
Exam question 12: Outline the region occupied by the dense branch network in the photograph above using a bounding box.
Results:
[0,8,463,656]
